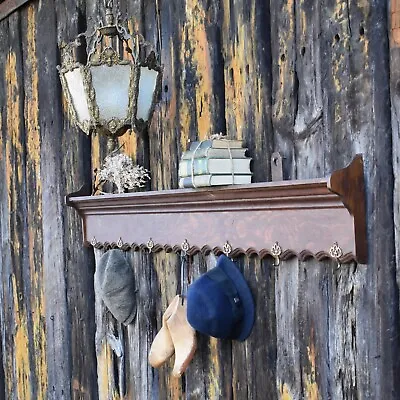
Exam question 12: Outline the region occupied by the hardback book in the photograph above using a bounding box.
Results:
[189,139,244,151]
[179,174,252,188]
[179,157,252,178]
[181,147,247,160]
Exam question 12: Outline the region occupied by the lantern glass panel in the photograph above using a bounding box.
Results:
[136,67,159,121]
[90,64,132,121]
[64,67,91,124]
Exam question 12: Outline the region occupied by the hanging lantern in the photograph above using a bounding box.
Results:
[57,2,162,151]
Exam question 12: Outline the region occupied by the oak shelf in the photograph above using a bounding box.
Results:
[66,155,367,264]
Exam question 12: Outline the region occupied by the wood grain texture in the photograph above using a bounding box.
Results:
[56,0,98,397]
[0,0,399,398]
[0,1,98,399]
[20,5,47,399]
[271,0,399,399]
[390,0,400,349]
[0,18,10,400]
[222,0,273,182]
[67,163,368,263]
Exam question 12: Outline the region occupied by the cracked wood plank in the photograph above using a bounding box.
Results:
[390,0,400,335]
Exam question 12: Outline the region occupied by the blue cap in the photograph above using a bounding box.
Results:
[186,255,255,341]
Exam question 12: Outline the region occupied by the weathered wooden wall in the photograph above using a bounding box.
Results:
[391,0,400,364]
[0,0,399,399]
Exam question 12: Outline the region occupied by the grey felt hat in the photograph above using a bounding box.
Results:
[95,249,137,325]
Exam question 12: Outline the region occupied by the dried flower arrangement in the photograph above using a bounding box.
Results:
[95,153,150,194]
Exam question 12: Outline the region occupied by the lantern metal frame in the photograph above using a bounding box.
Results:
[57,3,162,146]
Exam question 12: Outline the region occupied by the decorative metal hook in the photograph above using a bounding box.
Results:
[271,242,282,266]
[223,241,233,257]
[180,240,190,302]
[91,237,98,247]
[329,242,343,269]
[117,237,124,248]
[147,238,155,253]
[181,239,190,256]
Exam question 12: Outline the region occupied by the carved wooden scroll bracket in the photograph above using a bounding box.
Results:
[66,155,367,264]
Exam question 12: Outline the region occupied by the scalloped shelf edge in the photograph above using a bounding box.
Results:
[67,154,367,264]
[89,241,358,263]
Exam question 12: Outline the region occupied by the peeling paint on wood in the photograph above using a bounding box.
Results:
[303,332,319,400]
[22,7,47,399]
[392,0,400,47]
[12,275,31,400]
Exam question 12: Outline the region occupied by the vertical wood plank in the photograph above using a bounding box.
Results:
[293,0,325,179]
[320,0,400,397]
[275,259,302,399]
[37,2,72,397]
[185,254,232,400]
[297,261,331,400]
[20,4,48,398]
[0,17,19,399]
[4,12,36,400]
[390,0,400,338]
[93,249,121,400]
[152,252,183,400]
[222,0,273,182]
[55,1,98,398]
[328,265,360,399]
[271,0,297,179]
[150,0,226,191]
[244,258,277,400]
[0,30,6,395]
[149,0,179,190]
[126,251,158,400]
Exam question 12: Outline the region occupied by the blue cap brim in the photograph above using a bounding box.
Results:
[217,255,255,341]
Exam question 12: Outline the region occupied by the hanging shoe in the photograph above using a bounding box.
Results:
[167,296,197,377]
[148,295,180,368]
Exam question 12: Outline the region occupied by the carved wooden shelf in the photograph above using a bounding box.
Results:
[66,155,367,264]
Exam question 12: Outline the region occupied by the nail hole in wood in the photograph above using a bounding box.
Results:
[301,47,306,56]
[359,26,365,36]
[229,68,234,84]
[164,85,169,92]
[280,54,286,62]
[334,34,340,42]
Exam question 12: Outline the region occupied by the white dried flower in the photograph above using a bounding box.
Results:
[98,153,150,194]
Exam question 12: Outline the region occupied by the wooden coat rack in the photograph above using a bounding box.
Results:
[66,155,367,264]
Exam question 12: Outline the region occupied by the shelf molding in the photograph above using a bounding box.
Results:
[66,155,367,264]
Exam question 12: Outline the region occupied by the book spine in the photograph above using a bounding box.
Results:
[179,159,210,177]
[179,176,211,188]
[181,147,209,160]
[189,140,212,151]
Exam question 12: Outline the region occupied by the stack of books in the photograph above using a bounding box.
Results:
[178,138,252,188]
